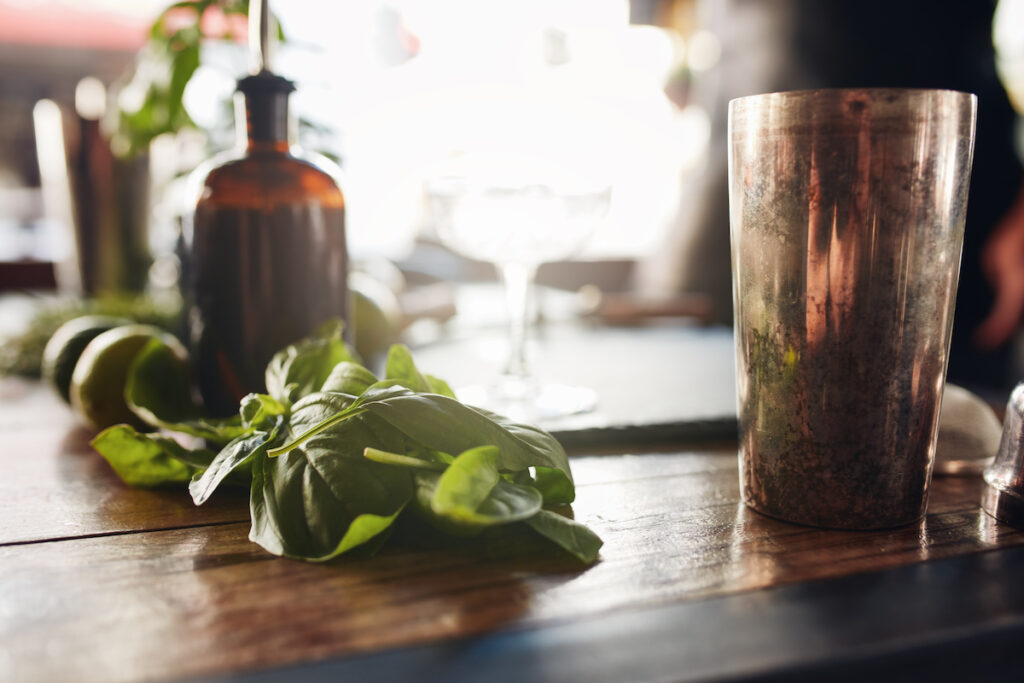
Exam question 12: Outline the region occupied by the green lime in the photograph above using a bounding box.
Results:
[70,324,187,431]
[42,315,134,403]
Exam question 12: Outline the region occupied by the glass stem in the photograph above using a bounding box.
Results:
[500,262,537,380]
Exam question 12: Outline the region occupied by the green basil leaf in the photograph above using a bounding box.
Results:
[354,385,573,490]
[269,385,574,500]
[92,424,199,487]
[180,416,247,445]
[425,374,457,399]
[383,344,456,398]
[289,393,411,470]
[317,505,407,561]
[468,481,542,524]
[524,509,603,564]
[189,417,283,505]
[105,321,598,565]
[124,338,194,422]
[126,338,247,445]
[414,471,542,530]
[531,466,576,505]
[320,362,377,395]
[385,343,432,393]
[248,446,308,557]
[239,393,287,430]
[289,391,359,435]
[248,440,413,561]
[155,435,217,470]
[264,319,357,405]
[248,388,415,560]
[508,469,535,485]
[268,384,400,457]
[430,446,501,518]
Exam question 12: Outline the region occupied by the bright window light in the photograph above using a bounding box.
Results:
[266,0,707,261]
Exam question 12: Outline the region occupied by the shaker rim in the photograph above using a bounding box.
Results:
[728,87,977,110]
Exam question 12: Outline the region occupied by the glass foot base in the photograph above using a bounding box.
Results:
[456,378,597,423]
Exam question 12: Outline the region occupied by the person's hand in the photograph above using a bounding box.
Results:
[975,189,1024,350]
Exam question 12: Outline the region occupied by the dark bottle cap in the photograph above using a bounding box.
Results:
[237,70,294,145]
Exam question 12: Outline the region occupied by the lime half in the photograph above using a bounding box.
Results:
[42,315,133,403]
[70,324,187,431]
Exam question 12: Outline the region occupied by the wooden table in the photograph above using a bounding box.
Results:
[4,330,1024,683]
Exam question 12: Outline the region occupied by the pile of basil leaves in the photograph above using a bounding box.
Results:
[92,322,602,564]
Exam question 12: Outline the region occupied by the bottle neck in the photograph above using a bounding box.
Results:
[236,90,290,153]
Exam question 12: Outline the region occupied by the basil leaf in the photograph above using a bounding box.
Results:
[532,466,576,505]
[354,385,573,490]
[290,393,411,467]
[383,344,457,398]
[316,505,407,561]
[247,388,416,560]
[470,481,542,523]
[431,446,501,519]
[465,403,575,502]
[415,471,542,529]
[289,391,359,435]
[89,321,603,565]
[239,393,286,430]
[270,385,574,503]
[126,338,246,445]
[425,374,457,399]
[320,362,377,395]
[267,385,391,457]
[189,417,283,505]
[92,424,200,487]
[175,416,247,445]
[385,344,432,392]
[524,509,603,564]
[248,442,413,561]
[156,435,217,470]
[124,338,194,422]
[264,319,357,405]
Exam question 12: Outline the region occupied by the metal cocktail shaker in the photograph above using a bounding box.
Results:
[729,89,977,529]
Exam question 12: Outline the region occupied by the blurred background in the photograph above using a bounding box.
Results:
[3,0,1024,391]
[0,0,706,274]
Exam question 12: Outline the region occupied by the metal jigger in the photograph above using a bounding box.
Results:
[982,383,1024,527]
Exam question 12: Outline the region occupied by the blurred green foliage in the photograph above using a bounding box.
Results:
[110,0,283,159]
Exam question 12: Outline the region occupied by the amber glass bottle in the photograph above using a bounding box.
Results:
[184,71,349,415]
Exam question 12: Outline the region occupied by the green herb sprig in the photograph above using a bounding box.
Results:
[91,322,602,565]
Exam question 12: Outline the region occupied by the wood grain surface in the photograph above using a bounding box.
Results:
[3,373,1022,683]
[0,379,248,545]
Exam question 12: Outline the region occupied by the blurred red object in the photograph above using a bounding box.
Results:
[0,0,149,51]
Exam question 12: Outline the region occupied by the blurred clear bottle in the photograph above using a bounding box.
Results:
[983,383,1024,528]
